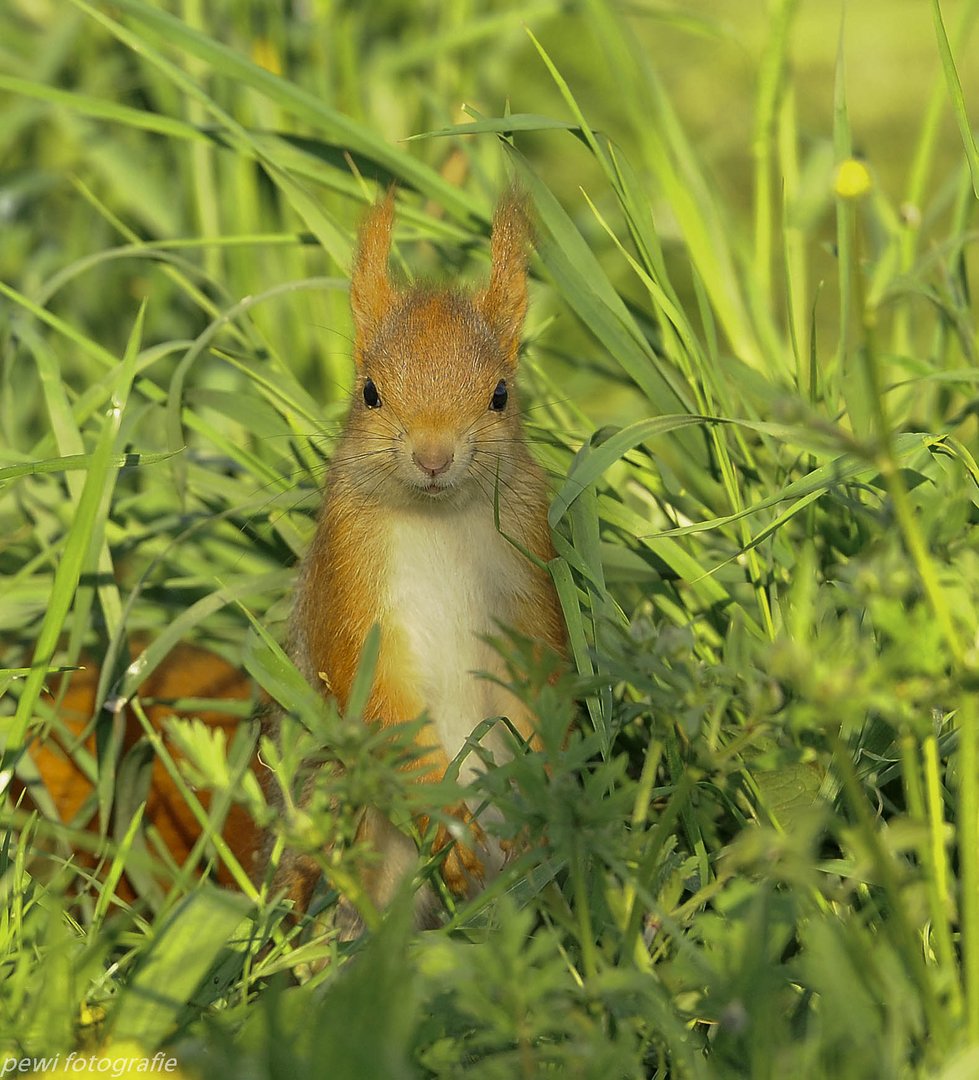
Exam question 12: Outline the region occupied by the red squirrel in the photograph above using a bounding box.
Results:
[21,191,564,921]
[268,190,566,925]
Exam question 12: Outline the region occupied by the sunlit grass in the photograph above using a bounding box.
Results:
[2,0,979,1076]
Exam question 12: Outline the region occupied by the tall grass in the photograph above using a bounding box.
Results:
[2,0,979,1076]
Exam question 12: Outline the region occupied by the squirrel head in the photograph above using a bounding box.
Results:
[341,191,535,506]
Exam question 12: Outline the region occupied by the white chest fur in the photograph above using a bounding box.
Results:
[383,501,530,784]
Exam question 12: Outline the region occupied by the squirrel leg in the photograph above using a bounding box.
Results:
[363,685,489,910]
[265,655,496,926]
[428,808,489,896]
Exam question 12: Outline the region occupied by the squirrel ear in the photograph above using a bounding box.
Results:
[477,189,532,363]
[350,192,396,355]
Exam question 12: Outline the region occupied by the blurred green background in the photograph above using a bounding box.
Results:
[3,0,974,434]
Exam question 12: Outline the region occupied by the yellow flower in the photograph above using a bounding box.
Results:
[250,37,282,76]
[834,159,873,200]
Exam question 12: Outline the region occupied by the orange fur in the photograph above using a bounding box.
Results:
[16,645,261,900]
[478,189,532,355]
[272,190,566,925]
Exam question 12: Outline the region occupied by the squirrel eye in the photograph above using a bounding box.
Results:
[490,378,508,411]
[363,377,381,409]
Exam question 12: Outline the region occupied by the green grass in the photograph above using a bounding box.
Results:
[2,0,979,1076]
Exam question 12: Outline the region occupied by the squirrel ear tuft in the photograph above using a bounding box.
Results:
[350,191,396,353]
[477,189,532,362]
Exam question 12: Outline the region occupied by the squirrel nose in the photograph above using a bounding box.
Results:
[411,446,454,478]
[411,434,454,478]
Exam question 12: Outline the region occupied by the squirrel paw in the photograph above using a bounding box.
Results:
[429,806,487,896]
